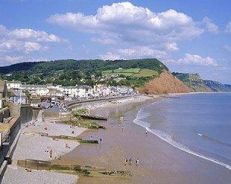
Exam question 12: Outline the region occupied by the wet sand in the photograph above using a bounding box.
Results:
[57,97,231,184]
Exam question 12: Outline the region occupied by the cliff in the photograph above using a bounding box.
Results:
[173,72,231,92]
[140,71,192,94]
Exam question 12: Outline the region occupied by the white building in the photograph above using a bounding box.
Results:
[21,85,49,96]
[60,85,93,98]
[61,86,78,98]
[6,81,21,89]
[93,84,112,97]
[10,89,28,104]
[116,86,134,95]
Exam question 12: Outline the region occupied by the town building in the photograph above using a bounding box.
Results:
[6,81,21,90]
[9,89,28,104]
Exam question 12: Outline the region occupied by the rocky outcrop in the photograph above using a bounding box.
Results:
[139,71,192,94]
[173,72,231,92]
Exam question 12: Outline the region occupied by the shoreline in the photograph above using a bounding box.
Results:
[1,94,155,184]
[2,92,230,183]
[58,92,231,184]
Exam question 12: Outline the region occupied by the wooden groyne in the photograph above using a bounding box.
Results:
[48,135,99,144]
[17,159,131,177]
[78,114,107,121]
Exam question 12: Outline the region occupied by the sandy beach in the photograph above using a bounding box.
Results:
[1,95,153,184]
[57,94,231,184]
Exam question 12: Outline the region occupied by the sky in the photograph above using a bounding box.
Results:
[0,0,231,83]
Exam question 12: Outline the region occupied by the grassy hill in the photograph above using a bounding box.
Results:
[0,59,168,87]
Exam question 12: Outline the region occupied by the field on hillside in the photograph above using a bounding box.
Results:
[102,68,158,78]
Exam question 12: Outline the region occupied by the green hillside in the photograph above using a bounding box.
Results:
[102,68,159,77]
[0,59,168,87]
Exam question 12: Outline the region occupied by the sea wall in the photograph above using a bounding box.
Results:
[0,117,21,182]
[20,105,33,124]
[0,104,35,181]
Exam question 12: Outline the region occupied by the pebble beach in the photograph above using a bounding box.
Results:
[2,111,86,184]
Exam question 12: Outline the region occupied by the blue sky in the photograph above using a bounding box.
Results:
[0,0,231,83]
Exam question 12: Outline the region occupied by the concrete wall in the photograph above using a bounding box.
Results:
[7,103,20,118]
[5,103,34,124]
[0,117,21,175]
[0,104,33,180]
[32,109,40,120]
[20,105,33,124]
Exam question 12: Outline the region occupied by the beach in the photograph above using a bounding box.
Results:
[57,93,231,184]
[2,94,231,184]
[2,110,86,184]
[1,95,153,184]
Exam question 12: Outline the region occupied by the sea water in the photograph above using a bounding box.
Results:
[134,93,231,170]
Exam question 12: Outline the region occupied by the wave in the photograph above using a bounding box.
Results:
[133,109,231,171]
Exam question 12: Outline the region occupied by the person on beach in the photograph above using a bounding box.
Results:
[49,149,53,158]
[125,158,128,166]
[145,130,148,136]
[136,159,139,166]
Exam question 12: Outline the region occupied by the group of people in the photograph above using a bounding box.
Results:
[45,147,53,158]
[124,157,140,166]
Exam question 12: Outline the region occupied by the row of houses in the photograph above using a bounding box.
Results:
[6,81,135,102]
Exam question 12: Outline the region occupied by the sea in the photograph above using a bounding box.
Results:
[134,93,231,171]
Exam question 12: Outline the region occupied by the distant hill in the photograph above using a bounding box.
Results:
[0,62,40,74]
[203,80,231,92]
[173,72,231,92]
